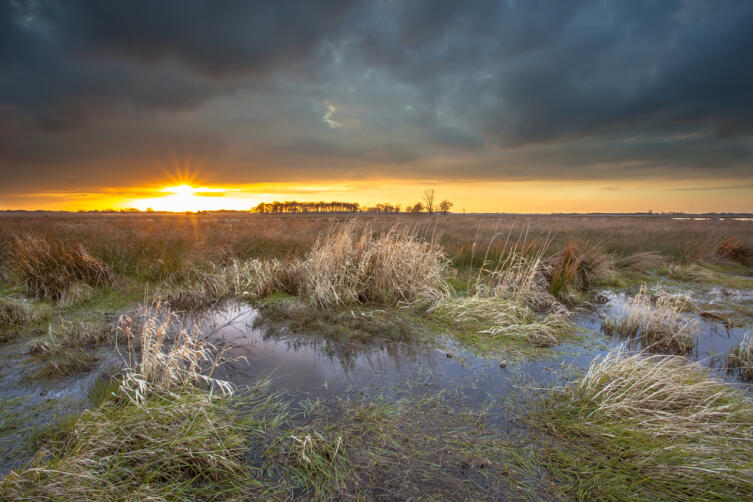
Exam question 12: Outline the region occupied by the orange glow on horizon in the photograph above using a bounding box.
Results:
[4,178,753,214]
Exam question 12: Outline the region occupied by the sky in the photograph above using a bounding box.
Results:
[1,0,752,213]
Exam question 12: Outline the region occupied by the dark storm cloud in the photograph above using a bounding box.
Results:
[1,0,752,191]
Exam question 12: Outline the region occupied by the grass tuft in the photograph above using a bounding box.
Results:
[300,221,450,307]
[534,347,753,500]
[0,389,268,500]
[431,296,573,348]
[717,237,753,266]
[6,235,115,301]
[728,332,753,381]
[602,284,699,354]
[0,295,35,330]
[544,239,615,304]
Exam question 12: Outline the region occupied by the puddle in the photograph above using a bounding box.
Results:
[195,303,606,407]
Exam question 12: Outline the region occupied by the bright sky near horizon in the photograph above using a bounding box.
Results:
[2,1,753,212]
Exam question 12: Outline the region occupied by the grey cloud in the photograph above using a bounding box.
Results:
[1,0,752,190]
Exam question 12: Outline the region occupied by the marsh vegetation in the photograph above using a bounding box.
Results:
[0,213,752,500]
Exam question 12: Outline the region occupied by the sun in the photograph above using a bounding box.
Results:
[129,184,252,212]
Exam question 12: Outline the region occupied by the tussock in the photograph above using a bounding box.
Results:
[6,235,114,300]
[57,282,96,307]
[468,232,551,308]
[716,237,753,266]
[224,222,450,307]
[300,222,449,307]
[537,347,753,499]
[544,239,615,303]
[25,318,108,379]
[602,284,699,354]
[615,251,666,274]
[728,332,753,381]
[0,296,34,329]
[0,302,267,500]
[432,296,572,347]
[153,267,230,311]
[664,263,714,282]
[27,318,109,355]
[226,257,302,300]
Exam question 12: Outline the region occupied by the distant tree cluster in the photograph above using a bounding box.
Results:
[252,201,360,213]
[251,190,454,215]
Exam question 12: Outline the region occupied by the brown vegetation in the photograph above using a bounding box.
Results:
[716,237,753,266]
[5,235,115,300]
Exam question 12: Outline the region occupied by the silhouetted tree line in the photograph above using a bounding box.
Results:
[251,190,453,215]
[252,201,361,214]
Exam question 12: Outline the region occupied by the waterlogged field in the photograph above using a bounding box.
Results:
[0,213,752,500]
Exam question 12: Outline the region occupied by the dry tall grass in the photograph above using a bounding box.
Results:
[116,303,233,403]
[0,296,34,329]
[300,222,449,307]
[539,347,753,499]
[5,235,114,300]
[728,333,753,381]
[4,213,750,282]
[602,285,699,354]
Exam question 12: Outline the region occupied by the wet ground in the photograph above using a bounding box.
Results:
[1,280,752,475]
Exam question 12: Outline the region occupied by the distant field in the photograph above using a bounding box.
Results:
[2,212,752,278]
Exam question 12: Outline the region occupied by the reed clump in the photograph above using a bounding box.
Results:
[115,304,234,402]
[6,235,115,301]
[728,333,753,381]
[602,284,699,354]
[536,348,753,499]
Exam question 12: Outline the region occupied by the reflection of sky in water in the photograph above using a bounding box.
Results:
[197,294,752,406]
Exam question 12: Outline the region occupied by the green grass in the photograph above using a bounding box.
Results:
[529,349,753,500]
[262,390,546,500]
[2,380,549,501]
[427,296,576,358]
[659,262,753,289]
[255,295,432,346]
[1,386,281,500]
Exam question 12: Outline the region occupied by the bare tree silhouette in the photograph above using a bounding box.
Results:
[423,189,436,215]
